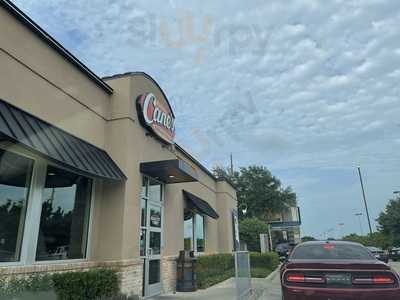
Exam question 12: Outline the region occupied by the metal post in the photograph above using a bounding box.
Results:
[357,167,373,235]
[230,153,234,176]
[268,225,273,252]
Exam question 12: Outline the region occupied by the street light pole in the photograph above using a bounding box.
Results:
[355,213,364,236]
[357,167,373,235]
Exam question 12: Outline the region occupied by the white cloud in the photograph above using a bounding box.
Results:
[13,0,400,237]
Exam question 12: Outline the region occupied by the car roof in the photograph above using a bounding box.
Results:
[367,246,381,250]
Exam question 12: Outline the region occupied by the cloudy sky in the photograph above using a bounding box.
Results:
[14,0,400,238]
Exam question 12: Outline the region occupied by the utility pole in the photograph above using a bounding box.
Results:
[230,153,234,176]
[357,167,373,235]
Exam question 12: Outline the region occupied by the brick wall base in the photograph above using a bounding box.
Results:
[118,260,144,297]
[0,259,144,298]
[0,257,180,298]
[161,255,178,294]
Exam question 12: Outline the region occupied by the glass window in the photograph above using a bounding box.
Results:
[36,166,92,261]
[141,176,148,198]
[141,198,147,227]
[140,229,146,257]
[149,179,162,202]
[184,216,193,251]
[150,232,161,255]
[148,259,161,284]
[196,215,205,252]
[0,149,33,262]
[149,206,162,228]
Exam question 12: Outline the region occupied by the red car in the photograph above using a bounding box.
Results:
[281,241,400,300]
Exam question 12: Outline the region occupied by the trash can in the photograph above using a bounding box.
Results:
[176,250,197,292]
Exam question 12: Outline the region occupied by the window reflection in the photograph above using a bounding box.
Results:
[140,229,146,257]
[141,199,147,227]
[150,206,162,228]
[36,166,91,261]
[0,149,33,262]
[184,210,205,253]
[196,215,205,252]
[149,179,162,202]
[184,211,193,251]
[150,231,161,255]
[149,259,161,284]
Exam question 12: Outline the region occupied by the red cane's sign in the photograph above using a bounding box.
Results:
[136,93,176,144]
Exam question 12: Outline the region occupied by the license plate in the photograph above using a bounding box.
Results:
[326,273,352,286]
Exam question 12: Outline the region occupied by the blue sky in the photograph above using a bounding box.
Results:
[13,0,400,238]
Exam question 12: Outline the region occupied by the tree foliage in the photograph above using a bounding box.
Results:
[239,217,269,252]
[214,165,297,220]
[377,197,400,247]
[342,232,393,249]
[301,236,317,242]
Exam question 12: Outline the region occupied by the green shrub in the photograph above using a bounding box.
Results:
[52,268,119,300]
[0,274,54,298]
[196,254,234,289]
[196,252,280,288]
[250,267,272,278]
[250,252,279,270]
[0,268,120,300]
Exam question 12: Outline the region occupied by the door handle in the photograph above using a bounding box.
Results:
[148,248,153,256]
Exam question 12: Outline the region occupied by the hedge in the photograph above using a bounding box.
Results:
[0,268,121,300]
[250,252,279,270]
[196,254,235,289]
[196,252,279,288]
[52,268,119,300]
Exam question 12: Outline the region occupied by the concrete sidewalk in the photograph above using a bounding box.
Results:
[152,278,236,300]
[152,269,281,300]
[259,268,282,300]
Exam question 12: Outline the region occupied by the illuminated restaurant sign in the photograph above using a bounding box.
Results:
[136,93,176,144]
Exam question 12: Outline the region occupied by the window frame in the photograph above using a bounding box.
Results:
[0,143,95,266]
[139,175,165,259]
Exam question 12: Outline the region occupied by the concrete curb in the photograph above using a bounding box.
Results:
[265,265,281,282]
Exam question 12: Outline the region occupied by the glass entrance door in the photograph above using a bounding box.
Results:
[141,177,163,298]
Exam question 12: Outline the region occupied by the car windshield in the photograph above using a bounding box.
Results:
[291,243,375,260]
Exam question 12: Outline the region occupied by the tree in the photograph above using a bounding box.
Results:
[342,232,392,249]
[301,236,317,242]
[214,165,297,220]
[239,218,269,252]
[377,197,400,247]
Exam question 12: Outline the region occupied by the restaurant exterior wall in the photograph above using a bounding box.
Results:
[0,7,109,148]
[0,3,238,297]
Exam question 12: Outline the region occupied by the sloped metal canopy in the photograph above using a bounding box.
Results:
[183,190,219,219]
[140,159,198,183]
[0,99,126,180]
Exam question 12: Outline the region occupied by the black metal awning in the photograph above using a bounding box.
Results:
[183,190,219,219]
[140,159,198,183]
[0,99,126,181]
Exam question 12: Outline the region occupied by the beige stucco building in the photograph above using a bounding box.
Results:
[0,1,238,298]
